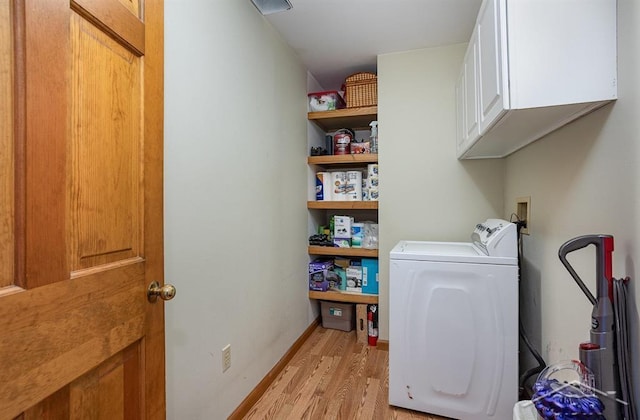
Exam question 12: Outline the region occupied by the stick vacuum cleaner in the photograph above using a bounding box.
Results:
[557,235,637,419]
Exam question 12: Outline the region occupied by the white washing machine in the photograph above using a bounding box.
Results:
[389,219,518,420]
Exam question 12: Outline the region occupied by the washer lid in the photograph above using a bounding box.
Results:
[390,240,518,265]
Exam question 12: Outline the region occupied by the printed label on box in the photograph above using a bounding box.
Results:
[346,266,363,293]
[329,308,343,317]
[334,216,352,239]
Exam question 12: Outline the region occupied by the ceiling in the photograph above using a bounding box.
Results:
[265,0,482,91]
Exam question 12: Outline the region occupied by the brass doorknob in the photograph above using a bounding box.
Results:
[147,281,176,302]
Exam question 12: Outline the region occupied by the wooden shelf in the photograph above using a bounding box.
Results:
[307,154,378,165]
[308,290,378,304]
[307,201,378,210]
[308,106,377,131]
[308,246,378,258]
[306,106,379,307]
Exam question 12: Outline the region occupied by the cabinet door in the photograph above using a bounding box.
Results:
[463,30,480,145]
[455,69,466,155]
[477,0,507,133]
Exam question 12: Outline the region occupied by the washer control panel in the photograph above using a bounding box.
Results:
[471,219,517,258]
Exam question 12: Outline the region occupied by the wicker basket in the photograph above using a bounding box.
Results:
[344,72,377,108]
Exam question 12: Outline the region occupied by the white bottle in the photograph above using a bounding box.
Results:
[369,121,378,154]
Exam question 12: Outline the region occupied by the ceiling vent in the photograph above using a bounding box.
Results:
[250,0,292,15]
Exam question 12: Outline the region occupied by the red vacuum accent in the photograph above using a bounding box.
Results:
[579,342,600,350]
[603,236,614,302]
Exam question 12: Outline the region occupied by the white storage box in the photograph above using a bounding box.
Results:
[307,91,345,112]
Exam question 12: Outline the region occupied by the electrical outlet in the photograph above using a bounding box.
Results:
[222,344,231,372]
[516,196,531,235]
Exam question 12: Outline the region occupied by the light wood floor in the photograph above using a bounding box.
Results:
[243,325,448,419]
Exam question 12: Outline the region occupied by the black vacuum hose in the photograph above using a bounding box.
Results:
[511,216,547,397]
[519,317,546,395]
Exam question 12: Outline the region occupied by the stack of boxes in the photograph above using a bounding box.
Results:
[329,216,377,250]
[308,256,378,295]
[309,214,379,295]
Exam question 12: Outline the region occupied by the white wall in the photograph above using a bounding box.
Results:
[377,45,505,340]
[164,1,309,418]
[505,0,640,406]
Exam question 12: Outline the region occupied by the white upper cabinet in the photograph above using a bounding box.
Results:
[456,0,617,159]
[456,29,480,155]
[477,0,507,133]
[464,30,480,144]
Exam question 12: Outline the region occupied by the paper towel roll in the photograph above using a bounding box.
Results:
[331,171,347,201]
[369,188,379,201]
[362,175,369,201]
[345,170,363,201]
[315,172,332,201]
[367,164,378,178]
[368,176,378,188]
[315,172,324,200]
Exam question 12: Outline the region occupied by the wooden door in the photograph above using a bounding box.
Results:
[0,0,166,418]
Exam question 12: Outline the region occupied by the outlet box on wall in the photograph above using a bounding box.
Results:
[516,196,531,235]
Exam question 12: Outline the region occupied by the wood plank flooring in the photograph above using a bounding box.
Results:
[243,325,447,419]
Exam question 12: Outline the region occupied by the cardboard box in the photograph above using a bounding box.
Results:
[333,216,352,239]
[334,266,346,291]
[346,266,363,293]
[350,141,370,154]
[333,238,351,248]
[321,301,354,332]
[334,258,351,269]
[351,223,364,248]
[309,260,333,291]
[355,304,368,344]
[362,258,379,294]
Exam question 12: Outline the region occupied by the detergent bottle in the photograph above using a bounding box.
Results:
[369,121,378,154]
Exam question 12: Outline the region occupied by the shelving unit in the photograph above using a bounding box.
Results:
[308,154,378,165]
[308,246,378,258]
[307,106,378,304]
[307,201,378,210]
[308,105,377,131]
[308,290,378,304]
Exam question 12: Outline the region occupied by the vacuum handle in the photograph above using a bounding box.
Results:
[558,235,614,306]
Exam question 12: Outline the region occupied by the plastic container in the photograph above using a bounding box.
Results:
[369,121,378,153]
[308,91,345,112]
[320,301,355,331]
[350,141,370,154]
[513,401,541,420]
[333,129,353,155]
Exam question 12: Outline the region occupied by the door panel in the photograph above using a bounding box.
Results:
[72,0,145,55]
[68,342,143,419]
[0,0,165,418]
[116,0,140,18]
[23,387,71,420]
[0,264,145,417]
[0,1,13,289]
[70,11,142,271]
